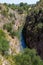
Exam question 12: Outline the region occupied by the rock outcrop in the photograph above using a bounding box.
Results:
[22,9,43,59]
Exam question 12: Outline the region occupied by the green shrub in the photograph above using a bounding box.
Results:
[9,13,13,17]
[3,23,12,32]
[10,30,16,38]
[1,10,8,17]
[0,30,9,55]
[14,48,43,65]
[18,7,23,14]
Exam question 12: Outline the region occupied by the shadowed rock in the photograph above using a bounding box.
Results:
[22,9,43,59]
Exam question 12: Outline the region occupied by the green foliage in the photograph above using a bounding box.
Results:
[14,48,43,65]
[5,55,16,65]
[0,59,2,65]
[0,37,9,55]
[19,2,29,13]
[19,2,24,7]
[1,10,8,17]
[18,7,23,14]
[8,2,29,14]
[3,21,23,39]
[3,22,17,38]
[10,30,16,38]
[1,3,9,17]
[0,6,2,10]
[9,4,17,10]
[3,22,20,39]
[37,22,43,29]
[9,13,16,19]
[3,23,12,32]
[0,29,5,37]
[9,13,13,17]
[0,30,9,55]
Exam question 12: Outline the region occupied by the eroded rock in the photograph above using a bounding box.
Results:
[22,9,43,59]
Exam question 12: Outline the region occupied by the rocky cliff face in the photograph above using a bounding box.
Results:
[0,3,26,56]
[22,9,43,59]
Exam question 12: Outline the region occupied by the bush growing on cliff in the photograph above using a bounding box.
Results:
[0,30,9,55]
[3,23,12,32]
[17,7,23,14]
[1,10,8,17]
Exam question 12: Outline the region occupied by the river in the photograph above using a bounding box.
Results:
[20,32,26,48]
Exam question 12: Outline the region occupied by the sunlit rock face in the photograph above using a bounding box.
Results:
[22,9,43,59]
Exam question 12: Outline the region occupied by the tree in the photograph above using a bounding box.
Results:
[14,48,43,65]
[19,2,24,7]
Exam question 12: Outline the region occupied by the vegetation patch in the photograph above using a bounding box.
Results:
[0,30,9,55]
